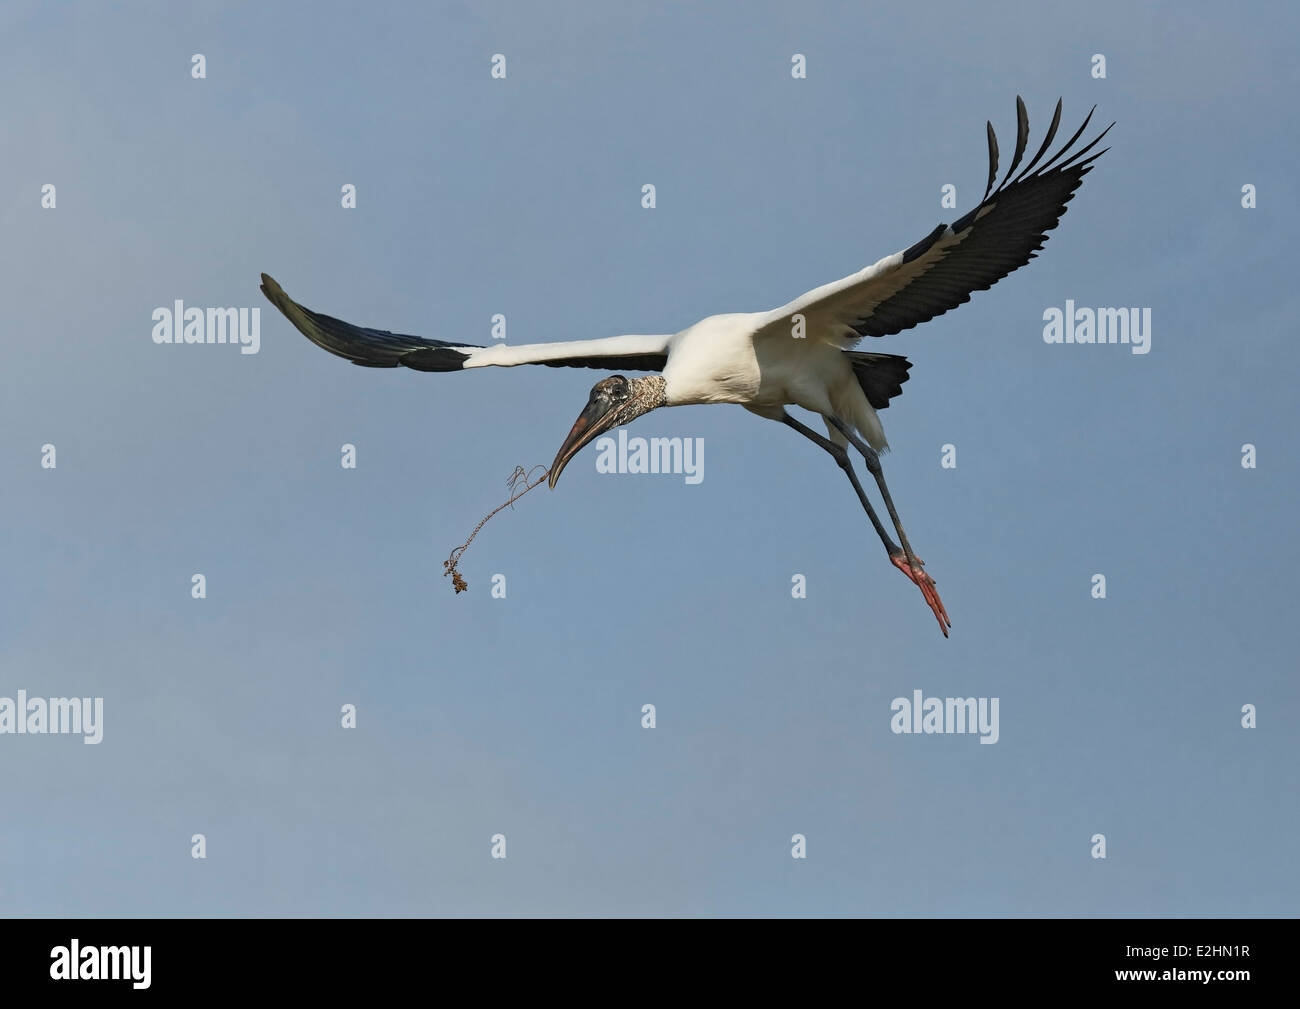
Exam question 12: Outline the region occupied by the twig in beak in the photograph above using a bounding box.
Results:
[443,464,550,593]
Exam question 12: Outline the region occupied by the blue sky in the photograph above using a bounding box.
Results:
[2,0,1296,916]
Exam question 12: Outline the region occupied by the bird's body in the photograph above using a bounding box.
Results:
[396,314,893,444]
[261,96,1111,636]
[664,315,765,409]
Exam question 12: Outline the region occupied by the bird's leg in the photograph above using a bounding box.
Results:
[780,414,949,636]
[826,417,920,565]
[780,413,898,555]
[824,416,950,636]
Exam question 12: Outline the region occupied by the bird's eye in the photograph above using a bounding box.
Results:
[593,376,630,400]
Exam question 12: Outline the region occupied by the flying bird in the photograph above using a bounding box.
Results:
[261,96,1111,637]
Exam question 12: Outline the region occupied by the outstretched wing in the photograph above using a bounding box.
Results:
[260,274,671,373]
[760,97,1112,344]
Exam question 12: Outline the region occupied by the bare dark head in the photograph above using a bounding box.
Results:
[591,375,632,406]
[548,374,667,489]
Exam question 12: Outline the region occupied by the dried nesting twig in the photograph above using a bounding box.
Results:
[443,464,550,593]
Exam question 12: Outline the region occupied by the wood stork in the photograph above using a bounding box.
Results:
[261,97,1111,637]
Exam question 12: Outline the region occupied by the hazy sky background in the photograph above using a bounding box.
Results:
[2,0,1296,917]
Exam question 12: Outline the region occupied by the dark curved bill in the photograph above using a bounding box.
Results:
[549,398,621,489]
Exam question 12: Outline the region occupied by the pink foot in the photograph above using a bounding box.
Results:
[890,552,951,638]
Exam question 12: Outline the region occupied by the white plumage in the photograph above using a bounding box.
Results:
[261,96,1112,636]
